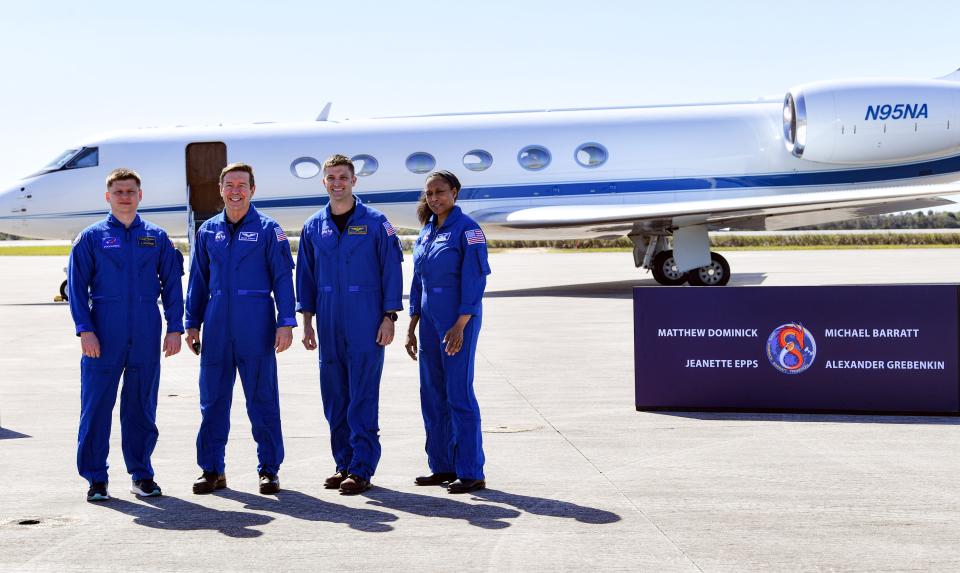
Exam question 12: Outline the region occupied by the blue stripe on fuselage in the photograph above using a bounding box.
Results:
[5,152,960,220]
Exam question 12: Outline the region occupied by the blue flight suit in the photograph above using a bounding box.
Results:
[68,214,184,485]
[296,198,403,481]
[185,205,296,476]
[410,206,491,480]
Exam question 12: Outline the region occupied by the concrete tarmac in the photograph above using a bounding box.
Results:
[2,249,960,572]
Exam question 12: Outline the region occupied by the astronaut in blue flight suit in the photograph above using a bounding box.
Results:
[404,170,491,494]
[297,154,404,495]
[68,168,184,502]
[184,162,296,496]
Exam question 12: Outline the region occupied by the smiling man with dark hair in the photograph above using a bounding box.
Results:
[185,162,297,496]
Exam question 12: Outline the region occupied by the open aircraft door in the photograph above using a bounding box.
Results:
[185,142,226,256]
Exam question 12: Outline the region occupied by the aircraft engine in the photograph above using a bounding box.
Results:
[782,78,960,164]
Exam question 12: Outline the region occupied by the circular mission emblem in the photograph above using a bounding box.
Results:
[766,323,817,374]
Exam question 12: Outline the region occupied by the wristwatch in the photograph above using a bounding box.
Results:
[384,312,399,322]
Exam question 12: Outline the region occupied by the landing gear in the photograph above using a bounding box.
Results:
[59,279,69,302]
[651,250,687,286]
[686,252,730,286]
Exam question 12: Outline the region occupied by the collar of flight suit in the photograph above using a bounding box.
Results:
[215,204,261,231]
[321,196,369,228]
[106,213,143,230]
[429,204,463,232]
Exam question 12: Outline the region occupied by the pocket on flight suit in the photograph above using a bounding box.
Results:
[345,286,381,351]
[248,355,280,410]
[237,289,276,352]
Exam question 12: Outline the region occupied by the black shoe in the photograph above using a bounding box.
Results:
[339,474,371,495]
[447,479,486,494]
[192,471,226,494]
[86,481,110,502]
[130,478,162,497]
[324,470,348,489]
[414,472,457,486]
[259,473,280,495]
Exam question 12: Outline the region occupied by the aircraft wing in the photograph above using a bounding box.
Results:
[471,182,960,234]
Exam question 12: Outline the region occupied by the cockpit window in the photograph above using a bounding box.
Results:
[41,149,79,171]
[32,147,99,176]
[65,147,99,169]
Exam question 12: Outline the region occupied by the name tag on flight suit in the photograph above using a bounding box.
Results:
[138,236,156,247]
[348,225,367,235]
[239,232,259,242]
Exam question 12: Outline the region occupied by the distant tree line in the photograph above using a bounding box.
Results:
[796,210,960,230]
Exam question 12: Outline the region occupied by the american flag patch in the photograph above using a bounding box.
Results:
[383,221,396,236]
[465,228,486,245]
[275,226,288,242]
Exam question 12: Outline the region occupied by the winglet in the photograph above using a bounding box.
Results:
[937,68,960,82]
[316,102,332,121]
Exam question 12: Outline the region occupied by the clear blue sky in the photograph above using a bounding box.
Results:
[1,0,958,184]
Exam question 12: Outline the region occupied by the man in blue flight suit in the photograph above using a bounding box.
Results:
[185,162,296,495]
[68,168,184,502]
[297,154,404,494]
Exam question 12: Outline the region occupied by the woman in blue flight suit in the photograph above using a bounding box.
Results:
[405,170,491,494]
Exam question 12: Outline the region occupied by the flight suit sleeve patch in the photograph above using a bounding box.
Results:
[464,228,486,245]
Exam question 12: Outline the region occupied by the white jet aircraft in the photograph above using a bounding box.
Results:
[1,71,959,291]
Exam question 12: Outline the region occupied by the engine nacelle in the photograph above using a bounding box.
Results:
[782,78,960,164]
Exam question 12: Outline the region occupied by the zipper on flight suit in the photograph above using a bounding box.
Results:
[226,225,235,344]
[125,225,135,347]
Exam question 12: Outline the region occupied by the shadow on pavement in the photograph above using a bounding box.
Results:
[481,273,768,299]
[0,303,69,306]
[470,489,621,524]
[652,411,960,425]
[94,495,272,538]
[362,486,520,529]
[216,488,397,533]
[0,428,31,440]
[485,279,644,299]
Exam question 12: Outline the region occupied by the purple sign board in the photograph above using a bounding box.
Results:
[634,286,960,414]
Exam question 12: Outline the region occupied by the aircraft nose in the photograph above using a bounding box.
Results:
[0,184,26,236]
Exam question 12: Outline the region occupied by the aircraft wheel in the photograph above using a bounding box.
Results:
[686,252,731,286]
[651,250,687,286]
[59,279,69,301]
